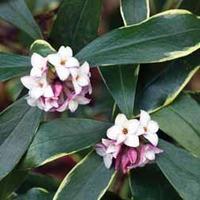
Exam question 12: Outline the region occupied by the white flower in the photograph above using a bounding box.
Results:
[71,62,91,94]
[107,114,141,147]
[137,110,159,146]
[47,46,79,81]
[30,53,47,77]
[21,75,54,99]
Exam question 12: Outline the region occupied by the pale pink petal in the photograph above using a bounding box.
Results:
[58,46,73,59]
[144,133,158,146]
[116,133,127,144]
[80,62,90,74]
[21,76,37,89]
[140,110,150,127]
[115,114,127,126]
[145,151,156,161]
[65,57,79,68]
[147,120,159,133]
[103,154,113,169]
[124,134,140,147]
[77,75,89,87]
[72,80,82,94]
[95,144,106,156]
[47,53,61,67]
[26,96,37,107]
[75,96,90,105]
[125,119,139,134]
[56,100,68,112]
[68,100,78,112]
[31,53,47,76]
[107,125,121,140]
[29,88,44,99]
[136,125,145,136]
[55,66,70,81]
[43,86,54,98]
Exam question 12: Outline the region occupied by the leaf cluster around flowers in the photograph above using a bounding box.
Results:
[0,0,200,200]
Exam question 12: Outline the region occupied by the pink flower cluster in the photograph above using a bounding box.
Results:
[95,111,163,174]
[21,46,92,112]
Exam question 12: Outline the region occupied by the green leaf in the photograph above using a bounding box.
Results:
[152,93,200,157]
[0,98,42,181]
[18,172,59,194]
[0,0,42,39]
[129,164,181,200]
[22,118,111,168]
[53,151,115,200]
[50,0,102,52]
[0,53,30,81]
[135,52,200,113]
[77,10,200,66]
[100,65,139,117]
[30,40,56,57]
[120,0,150,25]
[0,169,28,200]
[157,140,200,200]
[16,188,53,200]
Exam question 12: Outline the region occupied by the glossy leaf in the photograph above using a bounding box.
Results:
[0,98,42,181]
[120,0,150,25]
[30,40,56,57]
[50,0,102,52]
[135,52,200,113]
[16,188,53,200]
[100,65,139,117]
[22,118,111,168]
[157,140,200,200]
[0,169,27,200]
[0,53,30,81]
[77,10,200,66]
[129,164,181,200]
[152,93,200,157]
[0,0,42,39]
[53,152,115,200]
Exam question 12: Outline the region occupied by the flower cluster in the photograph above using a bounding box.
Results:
[95,110,163,173]
[21,46,92,112]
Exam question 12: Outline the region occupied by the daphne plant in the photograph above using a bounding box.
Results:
[0,0,200,200]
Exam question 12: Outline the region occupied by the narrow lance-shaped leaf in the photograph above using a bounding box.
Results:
[50,0,102,53]
[152,93,200,157]
[21,118,111,169]
[0,98,42,181]
[100,0,149,117]
[129,164,181,199]
[157,139,200,200]
[0,53,30,81]
[120,0,150,25]
[0,0,42,39]
[100,65,139,118]
[0,169,28,200]
[16,188,54,200]
[134,51,200,113]
[53,151,115,200]
[77,10,200,66]
[30,40,56,57]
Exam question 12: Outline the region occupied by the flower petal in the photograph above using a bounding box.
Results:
[140,110,150,127]
[29,88,44,99]
[116,133,127,144]
[47,53,61,67]
[58,46,73,58]
[65,57,79,68]
[21,76,37,89]
[144,133,159,146]
[68,100,78,112]
[147,120,159,133]
[107,125,121,140]
[95,144,106,156]
[80,62,90,74]
[124,134,140,147]
[31,53,47,76]
[103,154,113,169]
[43,85,54,98]
[55,66,70,81]
[125,119,139,134]
[115,114,127,126]
[77,75,89,86]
